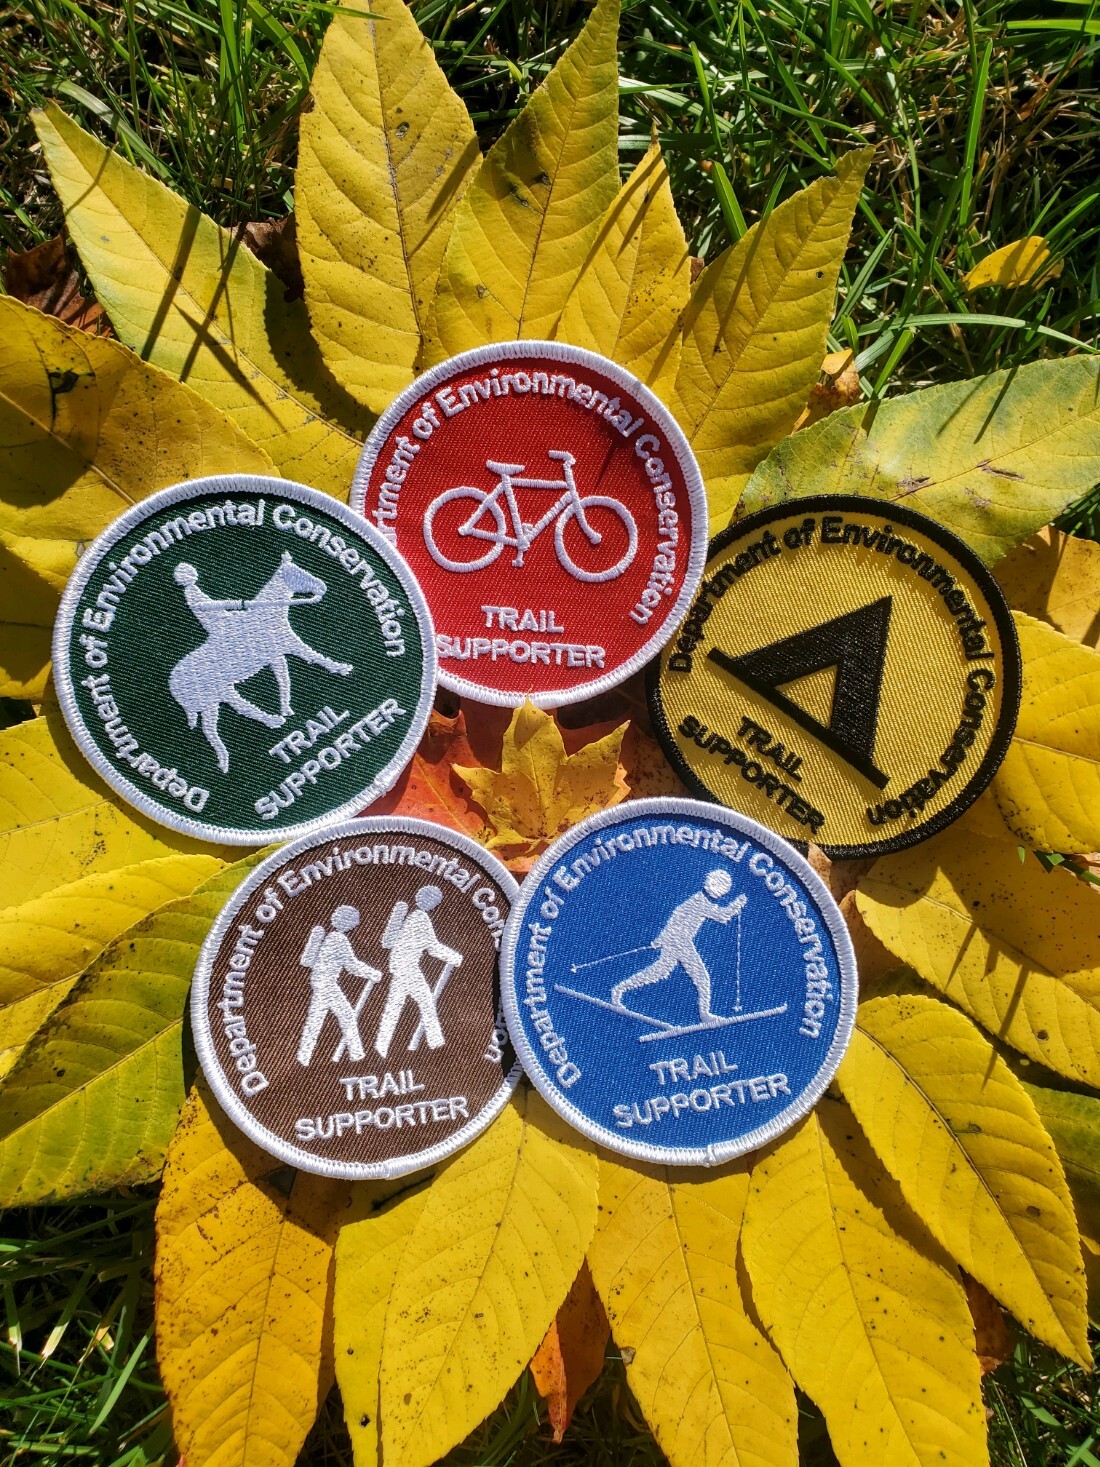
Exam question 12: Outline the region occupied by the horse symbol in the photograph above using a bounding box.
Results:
[167,550,352,774]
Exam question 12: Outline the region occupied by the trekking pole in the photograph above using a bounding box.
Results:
[332,971,382,1063]
[409,958,460,1051]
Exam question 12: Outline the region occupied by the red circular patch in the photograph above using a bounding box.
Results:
[351,343,707,706]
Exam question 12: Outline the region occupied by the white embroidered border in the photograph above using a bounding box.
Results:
[350,340,710,709]
[500,796,859,1168]
[190,815,521,1180]
[52,475,438,846]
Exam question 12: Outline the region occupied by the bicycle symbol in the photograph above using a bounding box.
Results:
[422,450,638,583]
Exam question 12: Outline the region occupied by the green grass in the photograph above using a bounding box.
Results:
[1,0,1100,1462]
[3,0,1100,394]
[2,1191,1098,1467]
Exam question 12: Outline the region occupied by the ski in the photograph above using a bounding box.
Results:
[553,984,787,1042]
[636,1004,788,1043]
[553,984,669,1029]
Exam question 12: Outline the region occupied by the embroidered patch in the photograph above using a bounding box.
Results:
[649,496,1021,858]
[500,798,856,1166]
[191,817,519,1179]
[53,476,436,845]
[350,341,707,707]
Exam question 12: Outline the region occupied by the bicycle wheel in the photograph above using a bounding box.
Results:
[423,487,506,573]
[555,496,638,582]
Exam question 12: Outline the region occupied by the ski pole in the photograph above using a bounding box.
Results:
[569,943,655,974]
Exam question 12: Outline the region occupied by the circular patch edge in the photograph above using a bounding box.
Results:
[190,814,523,1180]
[350,339,710,709]
[646,493,1023,860]
[499,795,859,1167]
[52,474,439,847]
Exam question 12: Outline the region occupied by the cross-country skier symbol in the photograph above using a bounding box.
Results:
[554,870,787,1043]
[168,551,353,774]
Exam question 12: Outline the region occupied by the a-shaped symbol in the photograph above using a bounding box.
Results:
[708,597,893,789]
[168,551,353,774]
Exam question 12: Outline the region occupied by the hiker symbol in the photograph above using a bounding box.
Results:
[500,798,858,1166]
[191,818,519,1180]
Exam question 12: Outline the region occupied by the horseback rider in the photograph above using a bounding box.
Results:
[173,562,244,634]
[296,905,382,1066]
[375,886,462,1060]
[610,869,746,1022]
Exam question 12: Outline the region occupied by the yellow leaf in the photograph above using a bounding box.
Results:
[0,295,273,546]
[994,527,1100,649]
[380,1090,598,1467]
[988,613,1100,853]
[1020,1084,1100,1314]
[740,358,1100,565]
[33,106,364,496]
[297,0,481,414]
[423,0,621,361]
[856,824,1100,1087]
[0,714,219,911]
[156,1083,348,1467]
[0,857,259,1203]
[673,149,870,534]
[964,236,1062,292]
[837,994,1088,1365]
[587,1155,797,1467]
[453,702,628,852]
[556,140,690,401]
[334,1176,433,1467]
[0,852,224,1079]
[0,531,71,698]
[741,1102,988,1467]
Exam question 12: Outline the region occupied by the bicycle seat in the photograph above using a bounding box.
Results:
[485,460,527,476]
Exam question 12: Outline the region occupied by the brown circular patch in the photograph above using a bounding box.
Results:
[192,818,518,1178]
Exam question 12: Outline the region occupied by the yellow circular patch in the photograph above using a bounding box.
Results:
[649,496,1021,857]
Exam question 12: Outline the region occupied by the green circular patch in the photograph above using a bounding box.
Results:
[54,476,436,845]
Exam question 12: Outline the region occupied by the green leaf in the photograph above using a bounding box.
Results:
[837,994,1088,1364]
[424,0,621,361]
[297,0,481,414]
[1022,1081,1100,1210]
[672,149,870,534]
[0,853,224,1080]
[0,856,259,1204]
[740,357,1100,565]
[0,714,221,911]
[33,105,365,496]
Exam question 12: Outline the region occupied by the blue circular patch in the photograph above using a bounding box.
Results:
[501,797,857,1165]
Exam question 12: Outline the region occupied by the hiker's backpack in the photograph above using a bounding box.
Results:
[300,924,327,967]
[380,900,408,950]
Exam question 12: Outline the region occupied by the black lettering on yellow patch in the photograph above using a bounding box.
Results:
[649,496,1021,859]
